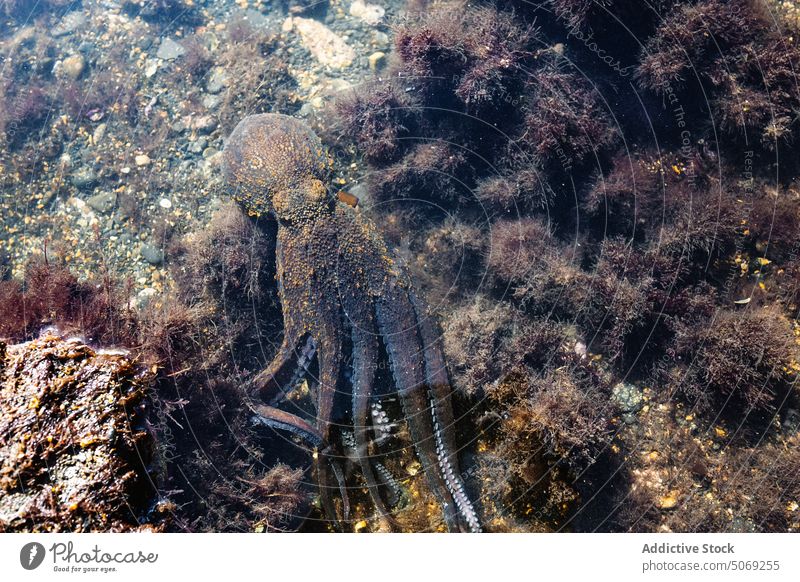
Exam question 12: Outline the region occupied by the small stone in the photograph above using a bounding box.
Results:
[191,115,217,134]
[158,198,172,209]
[206,67,228,94]
[156,37,185,61]
[86,191,117,214]
[371,30,389,48]
[71,167,97,189]
[611,382,644,414]
[350,0,385,26]
[144,59,159,78]
[189,137,208,154]
[139,243,164,265]
[60,54,85,80]
[368,51,386,71]
[92,123,107,144]
[202,93,221,110]
[52,11,86,37]
[134,154,151,167]
[202,147,218,159]
[136,287,157,309]
[281,17,294,33]
[658,491,680,510]
[292,17,356,69]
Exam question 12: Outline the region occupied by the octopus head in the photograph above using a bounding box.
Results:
[222,113,332,222]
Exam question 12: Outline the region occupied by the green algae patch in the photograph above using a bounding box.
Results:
[0,333,160,532]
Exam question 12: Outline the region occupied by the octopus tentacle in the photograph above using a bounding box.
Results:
[313,333,347,527]
[351,323,396,530]
[375,289,461,532]
[408,291,482,532]
[250,402,324,448]
[254,332,312,403]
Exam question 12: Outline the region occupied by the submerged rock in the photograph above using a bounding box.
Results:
[0,334,160,532]
[350,0,385,26]
[156,37,185,61]
[289,17,356,69]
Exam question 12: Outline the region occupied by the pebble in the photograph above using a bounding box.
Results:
[157,37,186,61]
[189,137,208,154]
[206,67,228,94]
[611,382,644,413]
[158,198,172,210]
[86,191,117,214]
[144,60,159,78]
[92,123,107,144]
[349,0,385,26]
[139,243,164,265]
[136,287,157,309]
[368,51,386,71]
[190,115,217,134]
[134,154,151,167]
[60,54,85,80]
[202,93,221,110]
[291,17,356,69]
[52,10,86,37]
[658,491,680,510]
[71,167,97,189]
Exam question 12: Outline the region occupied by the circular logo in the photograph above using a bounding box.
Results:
[20,542,46,570]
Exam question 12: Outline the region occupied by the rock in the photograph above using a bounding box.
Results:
[350,0,385,26]
[202,147,219,159]
[190,115,217,134]
[368,51,386,71]
[139,243,164,265]
[156,37,185,61]
[189,137,208,154]
[86,191,117,214]
[206,67,228,94]
[60,54,85,80]
[135,287,157,309]
[0,334,158,532]
[202,93,221,110]
[371,30,390,48]
[92,123,107,144]
[611,382,644,413]
[134,154,151,167]
[658,491,680,510]
[71,167,97,189]
[144,59,159,78]
[52,10,86,37]
[292,17,356,69]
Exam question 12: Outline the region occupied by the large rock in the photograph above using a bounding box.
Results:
[0,334,161,532]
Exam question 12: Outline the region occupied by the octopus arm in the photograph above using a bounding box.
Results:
[254,328,312,404]
[351,321,396,530]
[374,286,461,532]
[250,402,324,448]
[408,290,482,533]
[313,329,347,527]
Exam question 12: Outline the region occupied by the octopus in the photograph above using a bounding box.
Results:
[221,113,481,532]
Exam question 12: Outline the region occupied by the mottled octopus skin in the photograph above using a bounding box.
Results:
[222,113,481,532]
